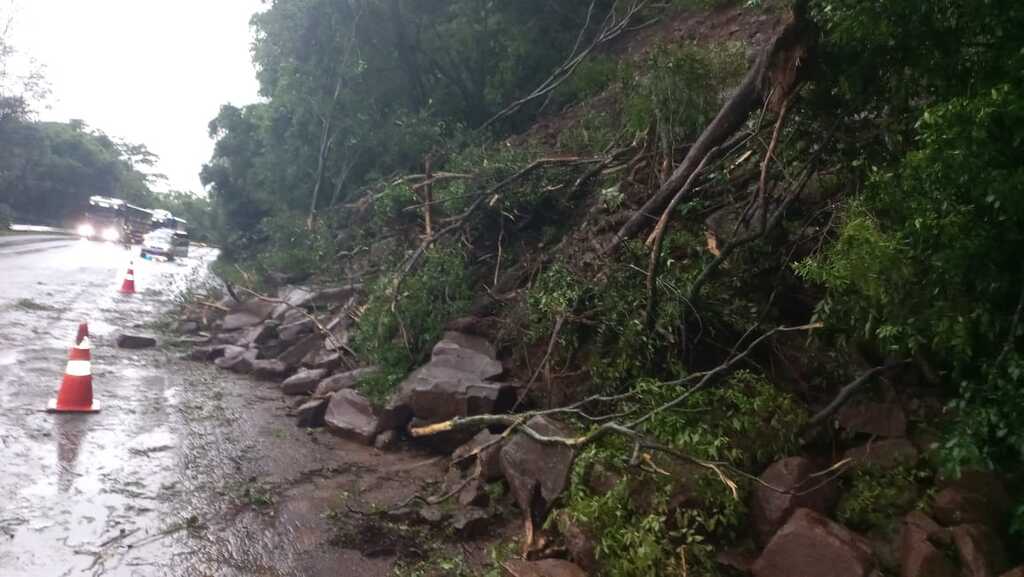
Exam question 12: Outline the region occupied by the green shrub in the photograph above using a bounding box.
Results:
[836,466,923,532]
[352,242,473,392]
[796,84,1024,472]
[623,42,745,158]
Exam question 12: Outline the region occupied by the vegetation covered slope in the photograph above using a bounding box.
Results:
[199,0,1024,574]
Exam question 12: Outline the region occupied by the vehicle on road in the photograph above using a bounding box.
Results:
[76,196,153,245]
[141,228,190,260]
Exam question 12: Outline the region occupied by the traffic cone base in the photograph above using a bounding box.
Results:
[47,398,101,413]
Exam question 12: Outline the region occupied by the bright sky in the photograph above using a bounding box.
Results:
[6,0,265,193]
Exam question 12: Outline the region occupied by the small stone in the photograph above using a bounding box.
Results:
[214,348,257,373]
[115,333,157,349]
[373,429,399,450]
[277,333,323,369]
[281,368,329,395]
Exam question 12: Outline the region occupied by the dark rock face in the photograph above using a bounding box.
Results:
[295,397,329,428]
[191,345,225,361]
[115,333,157,349]
[837,402,907,438]
[281,368,329,396]
[557,513,598,573]
[500,416,573,530]
[750,456,838,545]
[324,389,378,444]
[502,559,588,577]
[314,367,377,397]
[933,470,1011,528]
[752,508,877,577]
[429,332,503,379]
[843,438,919,470]
[241,322,278,347]
[952,524,1009,577]
[901,512,957,577]
[452,429,505,481]
[251,359,289,381]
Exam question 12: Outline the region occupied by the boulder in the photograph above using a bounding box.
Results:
[302,348,344,371]
[309,286,361,308]
[214,348,257,373]
[315,367,378,397]
[177,320,201,334]
[281,368,329,396]
[251,359,289,381]
[933,470,1011,528]
[278,318,314,343]
[324,389,379,444]
[241,321,278,347]
[953,524,1008,577]
[452,429,505,481]
[295,397,329,428]
[394,365,517,424]
[115,333,157,349]
[901,513,957,577]
[843,438,919,471]
[750,456,839,545]
[903,511,951,546]
[222,300,277,331]
[837,401,907,438]
[278,285,315,308]
[500,416,573,530]
[502,559,588,577]
[1001,567,1024,577]
[752,508,877,577]
[277,333,323,369]
[430,331,503,380]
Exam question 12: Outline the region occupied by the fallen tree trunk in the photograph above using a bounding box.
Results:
[602,8,816,254]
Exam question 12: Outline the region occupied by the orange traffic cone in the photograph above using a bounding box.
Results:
[47,323,100,413]
[119,261,136,294]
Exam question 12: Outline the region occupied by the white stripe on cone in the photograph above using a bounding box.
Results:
[65,360,92,377]
[78,337,92,350]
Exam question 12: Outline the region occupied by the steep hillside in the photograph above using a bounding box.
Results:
[186,1,1024,575]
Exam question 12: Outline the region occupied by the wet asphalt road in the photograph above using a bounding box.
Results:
[0,237,455,577]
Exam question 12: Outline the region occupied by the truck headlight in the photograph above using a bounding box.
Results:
[101,227,120,242]
[77,224,95,237]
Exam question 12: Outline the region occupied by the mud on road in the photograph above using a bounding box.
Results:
[0,241,489,577]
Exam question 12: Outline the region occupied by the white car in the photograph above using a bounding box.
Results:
[141,229,176,260]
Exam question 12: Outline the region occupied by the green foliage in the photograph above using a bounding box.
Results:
[797,83,1024,470]
[836,466,922,532]
[623,42,745,157]
[352,243,473,387]
[0,120,160,225]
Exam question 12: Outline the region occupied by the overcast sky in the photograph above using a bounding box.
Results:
[6,0,265,194]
